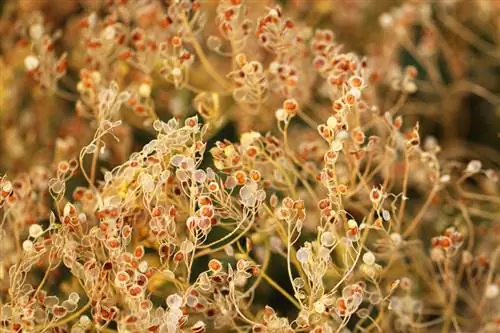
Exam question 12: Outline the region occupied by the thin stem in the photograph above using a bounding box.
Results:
[90,139,101,185]
[396,149,410,229]
[403,186,439,237]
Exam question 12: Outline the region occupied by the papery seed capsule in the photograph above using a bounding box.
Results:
[362,252,376,265]
[208,182,219,192]
[406,66,418,78]
[52,305,67,318]
[234,170,247,185]
[23,240,34,251]
[198,196,212,206]
[283,98,299,115]
[191,321,206,333]
[318,199,330,210]
[134,246,145,258]
[174,252,184,262]
[249,170,261,182]
[439,236,451,249]
[208,259,222,272]
[349,76,364,88]
[107,238,120,249]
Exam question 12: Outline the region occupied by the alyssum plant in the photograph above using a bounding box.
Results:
[0,1,499,333]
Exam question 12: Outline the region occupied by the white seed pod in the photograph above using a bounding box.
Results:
[1,181,12,193]
[485,284,499,299]
[29,224,43,238]
[78,213,87,224]
[296,247,311,264]
[186,294,198,307]
[465,160,482,174]
[390,233,402,246]
[23,240,33,251]
[29,24,44,39]
[84,144,97,155]
[103,26,116,40]
[138,260,148,273]
[404,81,417,94]
[275,108,287,122]
[485,169,498,182]
[331,140,343,152]
[240,131,261,148]
[68,292,80,304]
[320,231,335,247]
[91,71,101,84]
[207,35,221,50]
[139,83,152,98]
[313,301,325,313]
[440,174,451,183]
[166,294,183,309]
[24,55,40,71]
[293,278,305,289]
[349,87,361,99]
[337,130,349,141]
[347,219,358,229]
[362,251,376,266]
[430,247,444,262]
[191,320,206,333]
[171,68,182,78]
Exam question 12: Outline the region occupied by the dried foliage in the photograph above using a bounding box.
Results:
[0,1,500,333]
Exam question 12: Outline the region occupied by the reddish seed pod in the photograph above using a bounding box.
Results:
[171,36,182,47]
[283,98,299,115]
[200,205,214,218]
[250,170,261,182]
[159,244,170,257]
[406,66,418,78]
[293,200,304,210]
[160,16,173,28]
[208,259,222,272]
[439,236,452,249]
[345,93,356,105]
[318,199,330,210]
[174,252,184,262]
[119,50,132,60]
[169,206,177,217]
[134,246,145,258]
[198,196,212,206]
[152,207,162,217]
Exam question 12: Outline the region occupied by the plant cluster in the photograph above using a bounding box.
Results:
[0,1,499,333]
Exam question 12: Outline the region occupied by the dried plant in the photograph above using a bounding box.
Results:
[1,1,499,333]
